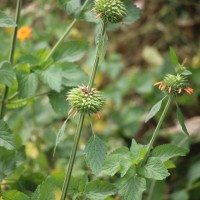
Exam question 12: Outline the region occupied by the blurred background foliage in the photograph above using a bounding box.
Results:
[0,0,200,199]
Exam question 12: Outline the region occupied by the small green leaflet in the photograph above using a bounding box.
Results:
[118,174,146,200]
[0,120,15,150]
[17,72,38,98]
[85,180,116,200]
[152,144,188,161]
[145,96,167,123]
[124,1,141,25]
[181,70,192,76]
[0,61,16,87]
[53,117,69,156]
[38,66,62,92]
[0,11,16,27]
[176,105,189,136]
[84,135,107,175]
[170,47,179,66]
[2,190,29,200]
[139,157,170,180]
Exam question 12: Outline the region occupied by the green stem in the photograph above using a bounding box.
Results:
[87,21,106,91]
[45,0,89,61]
[147,180,156,200]
[144,96,172,164]
[0,0,22,119]
[60,114,85,200]
[60,20,107,200]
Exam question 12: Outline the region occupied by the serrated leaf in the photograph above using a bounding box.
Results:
[118,174,146,200]
[0,61,15,87]
[31,177,55,200]
[0,120,15,150]
[124,1,141,25]
[139,157,170,180]
[17,72,38,98]
[145,96,166,123]
[96,24,108,64]
[0,11,16,27]
[102,147,129,176]
[53,118,69,156]
[84,135,107,175]
[85,180,116,200]
[130,139,147,164]
[48,90,69,115]
[58,0,82,16]
[60,62,89,87]
[176,105,189,136]
[2,190,29,200]
[38,66,62,92]
[53,41,88,62]
[120,158,133,177]
[170,47,179,66]
[152,144,188,161]
[0,147,16,181]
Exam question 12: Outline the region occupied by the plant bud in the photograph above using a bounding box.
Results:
[67,86,105,115]
[95,0,127,23]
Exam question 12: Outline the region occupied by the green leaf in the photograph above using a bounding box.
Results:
[78,174,88,192]
[96,24,108,64]
[152,144,188,161]
[85,180,116,200]
[139,157,170,180]
[0,11,16,27]
[187,161,200,185]
[60,62,89,87]
[17,72,38,98]
[0,61,16,87]
[164,160,176,169]
[124,1,141,25]
[31,177,55,200]
[53,41,88,62]
[84,135,107,175]
[53,118,69,156]
[48,90,69,115]
[170,47,179,66]
[102,147,129,176]
[0,120,15,150]
[58,0,82,16]
[181,70,192,76]
[2,190,29,200]
[38,66,62,92]
[130,139,147,164]
[176,105,189,136]
[0,147,16,181]
[170,190,189,200]
[120,158,133,177]
[118,174,146,200]
[145,96,166,123]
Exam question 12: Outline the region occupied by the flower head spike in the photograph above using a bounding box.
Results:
[17,26,32,42]
[94,0,127,23]
[67,85,105,117]
[154,74,194,96]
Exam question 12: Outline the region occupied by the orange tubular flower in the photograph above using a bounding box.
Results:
[17,26,32,42]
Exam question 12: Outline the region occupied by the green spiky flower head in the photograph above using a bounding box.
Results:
[154,74,194,95]
[95,0,127,23]
[67,86,105,115]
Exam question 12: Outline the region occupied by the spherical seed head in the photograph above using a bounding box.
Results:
[163,74,188,95]
[95,0,127,23]
[67,86,106,114]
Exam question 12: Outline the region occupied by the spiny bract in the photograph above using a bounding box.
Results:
[67,86,105,115]
[95,0,127,23]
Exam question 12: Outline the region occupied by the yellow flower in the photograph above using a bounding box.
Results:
[17,26,32,42]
